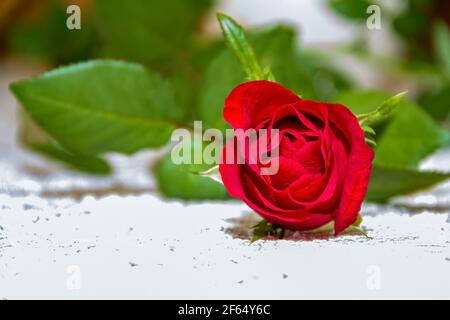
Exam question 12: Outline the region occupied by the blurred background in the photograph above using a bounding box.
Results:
[0,0,449,202]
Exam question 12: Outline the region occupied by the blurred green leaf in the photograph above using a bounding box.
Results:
[328,0,373,21]
[18,108,111,175]
[31,143,112,175]
[252,25,295,59]
[419,85,450,122]
[374,100,450,169]
[95,0,214,71]
[155,142,229,200]
[168,67,202,124]
[216,13,265,80]
[11,60,183,156]
[367,166,450,202]
[392,0,432,62]
[392,0,430,37]
[433,21,450,78]
[8,2,96,64]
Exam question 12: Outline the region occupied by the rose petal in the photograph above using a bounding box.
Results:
[224,81,300,129]
[327,103,374,234]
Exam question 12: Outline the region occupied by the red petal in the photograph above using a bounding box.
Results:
[327,103,375,235]
[223,80,300,129]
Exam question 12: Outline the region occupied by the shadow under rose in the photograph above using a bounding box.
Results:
[224,211,367,241]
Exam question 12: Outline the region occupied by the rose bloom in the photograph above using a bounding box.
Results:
[219,81,374,235]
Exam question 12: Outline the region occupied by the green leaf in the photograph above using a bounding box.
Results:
[251,25,296,62]
[367,166,450,202]
[374,100,450,169]
[433,21,450,78]
[95,0,214,70]
[155,154,229,201]
[18,108,111,175]
[216,13,264,80]
[328,0,373,21]
[11,60,183,156]
[155,134,229,200]
[392,0,434,62]
[31,143,112,175]
[419,85,450,122]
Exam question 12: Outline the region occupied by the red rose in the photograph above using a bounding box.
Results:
[219,81,374,235]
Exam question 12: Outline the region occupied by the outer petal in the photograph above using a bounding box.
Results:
[326,103,375,235]
[224,80,300,130]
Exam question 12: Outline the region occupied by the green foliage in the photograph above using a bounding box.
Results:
[95,0,214,72]
[273,49,351,102]
[155,141,229,200]
[392,0,434,62]
[251,220,284,242]
[338,90,450,201]
[216,13,265,80]
[156,159,229,200]
[11,60,182,156]
[328,0,373,21]
[31,143,112,175]
[198,50,244,131]
[8,2,96,64]
[362,97,450,201]
[335,90,391,116]
[18,108,112,175]
[197,25,299,131]
[367,166,450,202]
[419,85,450,122]
[357,92,408,125]
[374,101,450,169]
[433,21,450,79]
